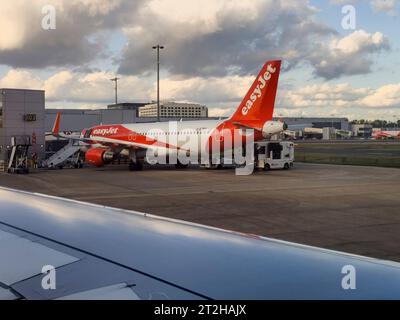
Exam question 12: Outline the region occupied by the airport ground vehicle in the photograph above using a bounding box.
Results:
[255,141,294,170]
[200,141,294,172]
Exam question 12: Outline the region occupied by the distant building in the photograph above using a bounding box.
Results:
[45,108,215,133]
[139,102,208,118]
[107,102,149,116]
[274,117,350,131]
[351,124,373,138]
[0,89,45,162]
[45,109,138,132]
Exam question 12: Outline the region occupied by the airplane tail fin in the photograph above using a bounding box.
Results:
[229,60,281,128]
[52,112,61,136]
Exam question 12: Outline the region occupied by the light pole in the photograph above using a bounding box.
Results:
[152,45,164,122]
[330,113,335,129]
[330,113,335,140]
[110,77,120,105]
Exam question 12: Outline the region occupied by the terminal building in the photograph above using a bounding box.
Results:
[107,102,148,116]
[45,109,138,132]
[274,117,350,131]
[45,105,211,133]
[0,89,45,163]
[139,102,208,118]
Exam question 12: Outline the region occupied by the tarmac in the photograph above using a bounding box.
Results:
[0,162,400,262]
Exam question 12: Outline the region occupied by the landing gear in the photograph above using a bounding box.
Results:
[74,160,83,169]
[128,149,145,171]
[129,161,143,171]
[175,160,189,169]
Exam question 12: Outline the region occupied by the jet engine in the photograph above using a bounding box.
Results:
[85,148,115,167]
[262,121,288,138]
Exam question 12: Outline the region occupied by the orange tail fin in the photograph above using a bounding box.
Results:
[52,112,61,135]
[229,60,281,126]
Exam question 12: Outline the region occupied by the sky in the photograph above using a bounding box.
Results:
[0,0,399,120]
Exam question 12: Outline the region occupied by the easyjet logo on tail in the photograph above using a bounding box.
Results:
[242,64,276,116]
[92,127,119,136]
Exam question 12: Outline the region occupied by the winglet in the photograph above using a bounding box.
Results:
[52,112,61,136]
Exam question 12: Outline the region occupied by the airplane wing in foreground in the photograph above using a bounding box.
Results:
[0,186,400,300]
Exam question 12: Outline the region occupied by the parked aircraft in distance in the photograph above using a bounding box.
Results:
[372,129,400,140]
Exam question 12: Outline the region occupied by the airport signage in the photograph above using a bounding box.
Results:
[23,114,37,122]
[241,63,276,116]
[92,127,119,136]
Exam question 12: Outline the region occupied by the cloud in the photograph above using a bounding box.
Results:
[118,0,337,78]
[358,84,400,107]
[276,81,400,120]
[0,0,396,122]
[279,82,400,109]
[0,68,251,108]
[370,0,398,15]
[331,0,398,16]
[329,0,358,4]
[117,0,390,81]
[0,0,392,81]
[309,30,390,79]
[0,0,144,68]
[160,75,253,104]
[42,71,252,105]
[0,68,148,103]
[44,71,153,103]
[208,107,231,117]
[0,69,43,89]
[1,68,399,121]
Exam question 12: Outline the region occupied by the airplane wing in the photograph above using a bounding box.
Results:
[79,135,158,150]
[1,186,400,300]
[49,112,181,152]
[231,121,263,132]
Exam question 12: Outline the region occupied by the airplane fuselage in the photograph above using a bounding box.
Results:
[82,118,278,167]
[54,60,284,169]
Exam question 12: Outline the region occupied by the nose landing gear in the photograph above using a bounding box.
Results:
[129,161,143,171]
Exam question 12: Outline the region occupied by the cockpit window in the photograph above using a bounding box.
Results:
[84,129,92,138]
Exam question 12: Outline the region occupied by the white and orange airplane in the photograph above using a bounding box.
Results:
[372,129,400,140]
[52,60,287,170]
